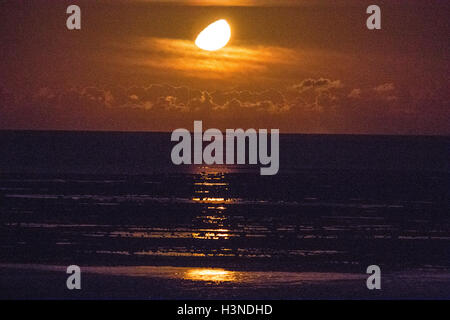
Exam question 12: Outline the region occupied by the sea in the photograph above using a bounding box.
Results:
[0,131,449,299]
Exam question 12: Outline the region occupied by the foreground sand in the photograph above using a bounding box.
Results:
[1,264,449,299]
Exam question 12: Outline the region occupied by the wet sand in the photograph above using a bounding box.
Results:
[1,264,449,300]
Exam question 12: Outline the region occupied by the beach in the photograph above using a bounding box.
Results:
[0,132,449,299]
[1,264,450,299]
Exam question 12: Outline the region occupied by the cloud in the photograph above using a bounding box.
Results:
[348,88,362,99]
[113,37,299,83]
[293,78,342,93]
[374,83,395,93]
[0,79,448,134]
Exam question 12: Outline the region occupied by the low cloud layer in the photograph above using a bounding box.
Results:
[1,78,448,134]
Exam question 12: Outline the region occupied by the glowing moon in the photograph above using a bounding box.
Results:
[195,19,231,51]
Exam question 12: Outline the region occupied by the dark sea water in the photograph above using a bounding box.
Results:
[0,131,449,298]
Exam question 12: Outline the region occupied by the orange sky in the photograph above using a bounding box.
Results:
[0,0,448,134]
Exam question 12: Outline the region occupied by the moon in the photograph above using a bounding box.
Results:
[195,19,231,51]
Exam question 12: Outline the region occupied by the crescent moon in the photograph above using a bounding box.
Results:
[195,19,231,51]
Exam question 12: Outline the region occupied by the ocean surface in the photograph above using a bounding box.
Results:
[0,131,449,299]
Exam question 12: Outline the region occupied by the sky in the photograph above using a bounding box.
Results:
[0,0,448,134]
